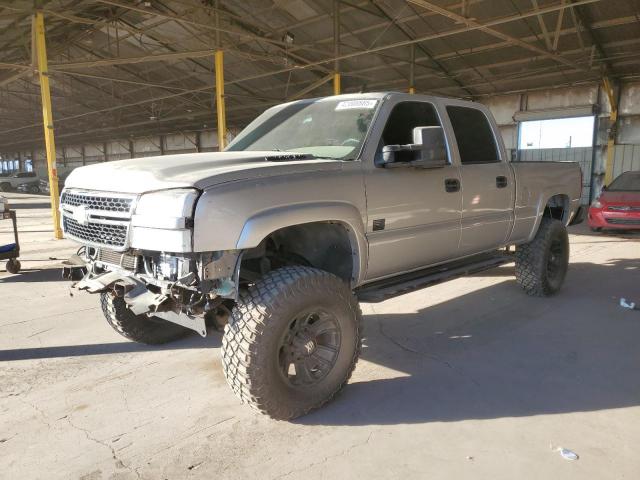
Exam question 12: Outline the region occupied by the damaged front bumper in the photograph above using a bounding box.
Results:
[63,249,242,337]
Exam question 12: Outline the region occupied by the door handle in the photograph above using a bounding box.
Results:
[496,175,508,188]
[444,178,460,193]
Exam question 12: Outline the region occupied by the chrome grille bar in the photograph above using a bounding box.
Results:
[61,191,135,214]
[61,189,137,250]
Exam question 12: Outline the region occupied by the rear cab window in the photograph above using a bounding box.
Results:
[446,106,500,164]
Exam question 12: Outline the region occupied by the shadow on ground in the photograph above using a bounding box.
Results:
[0,268,66,283]
[2,259,640,426]
[9,202,51,210]
[0,331,222,361]
[297,258,640,426]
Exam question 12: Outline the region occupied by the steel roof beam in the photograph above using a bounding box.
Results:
[8,27,634,141]
[372,0,473,95]
[4,1,608,85]
[530,0,554,50]
[408,0,598,76]
[569,0,614,75]
[93,0,333,57]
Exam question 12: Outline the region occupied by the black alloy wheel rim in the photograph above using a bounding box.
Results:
[278,309,341,387]
[546,234,566,281]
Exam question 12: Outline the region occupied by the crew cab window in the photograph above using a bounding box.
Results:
[381,101,441,146]
[447,106,499,164]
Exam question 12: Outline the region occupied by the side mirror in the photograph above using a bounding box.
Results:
[601,185,607,191]
[377,126,448,168]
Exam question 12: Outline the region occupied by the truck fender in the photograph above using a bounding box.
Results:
[236,202,368,284]
[527,192,570,242]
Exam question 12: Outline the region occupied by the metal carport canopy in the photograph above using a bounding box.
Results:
[513,105,598,122]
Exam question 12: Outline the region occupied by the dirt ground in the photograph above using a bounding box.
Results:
[1,192,639,479]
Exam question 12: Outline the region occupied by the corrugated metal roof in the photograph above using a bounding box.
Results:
[0,0,638,150]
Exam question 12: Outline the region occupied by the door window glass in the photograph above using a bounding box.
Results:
[381,101,441,146]
[447,106,499,164]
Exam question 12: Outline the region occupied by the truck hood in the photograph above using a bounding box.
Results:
[64,151,343,194]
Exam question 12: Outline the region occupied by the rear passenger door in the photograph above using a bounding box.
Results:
[444,104,514,255]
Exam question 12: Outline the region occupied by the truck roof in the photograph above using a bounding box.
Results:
[278,91,474,108]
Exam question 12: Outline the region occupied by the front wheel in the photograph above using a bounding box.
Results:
[515,218,569,296]
[222,266,362,420]
[100,292,190,344]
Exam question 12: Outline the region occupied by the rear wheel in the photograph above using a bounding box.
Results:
[28,184,40,194]
[100,292,190,344]
[0,183,10,192]
[222,266,362,420]
[515,218,569,297]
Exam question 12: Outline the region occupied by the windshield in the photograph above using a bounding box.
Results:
[226,98,379,160]
[608,171,640,191]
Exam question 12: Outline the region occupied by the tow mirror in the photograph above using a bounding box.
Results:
[377,126,448,169]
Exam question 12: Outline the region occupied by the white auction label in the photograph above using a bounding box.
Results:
[335,100,378,111]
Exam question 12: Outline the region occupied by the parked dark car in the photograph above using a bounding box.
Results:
[39,171,70,195]
[0,171,38,192]
[17,178,42,194]
[589,171,640,231]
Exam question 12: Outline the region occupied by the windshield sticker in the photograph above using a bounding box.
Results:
[335,100,378,111]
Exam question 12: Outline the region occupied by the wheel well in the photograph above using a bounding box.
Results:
[240,222,355,283]
[543,194,569,223]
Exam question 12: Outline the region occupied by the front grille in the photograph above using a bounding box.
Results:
[61,189,136,250]
[97,248,138,271]
[608,205,640,212]
[63,217,128,247]
[606,218,640,225]
[61,191,133,213]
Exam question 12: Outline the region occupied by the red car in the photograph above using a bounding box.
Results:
[588,171,640,231]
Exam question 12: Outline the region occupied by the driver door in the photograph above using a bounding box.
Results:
[363,99,462,281]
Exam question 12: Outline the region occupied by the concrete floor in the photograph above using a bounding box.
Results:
[1,191,639,480]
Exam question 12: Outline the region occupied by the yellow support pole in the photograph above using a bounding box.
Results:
[409,44,415,94]
[34,11,62,239]
[333,72,341,95]
[214,50,227,151]
[333,0,341,96]
[602,76,617,186]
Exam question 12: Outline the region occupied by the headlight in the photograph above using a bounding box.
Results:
[133,188,199,229]
[592,199,602,208]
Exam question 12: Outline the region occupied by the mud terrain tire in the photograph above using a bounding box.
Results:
[515,218,569,297]
[222,266,362,420]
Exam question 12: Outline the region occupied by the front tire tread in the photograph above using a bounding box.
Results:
[222,266,362,420]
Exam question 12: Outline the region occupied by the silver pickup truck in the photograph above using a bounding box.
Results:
[61,92,583,419]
